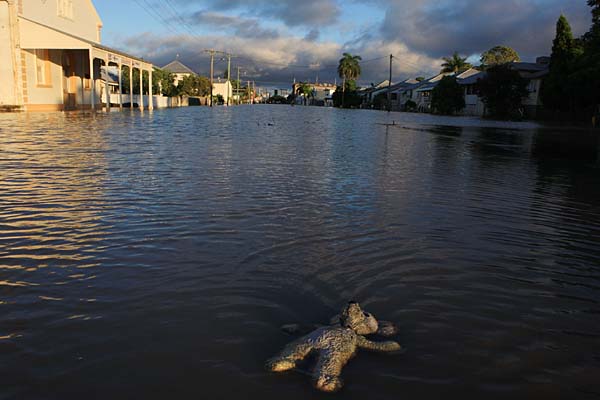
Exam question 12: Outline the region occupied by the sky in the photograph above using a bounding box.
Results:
[94,0,593,88]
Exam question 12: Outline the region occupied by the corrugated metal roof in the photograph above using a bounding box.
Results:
[162,60,196,75]
[458,71,487,85]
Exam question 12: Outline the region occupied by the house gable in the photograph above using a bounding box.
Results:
[20,0,103,43]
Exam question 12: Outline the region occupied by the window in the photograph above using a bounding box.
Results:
[57,0,73,19]
[35,49,52,87]
[391,93,398,100]
[527,80,537,93]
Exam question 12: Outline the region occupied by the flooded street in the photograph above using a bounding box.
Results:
[1,106,599,399]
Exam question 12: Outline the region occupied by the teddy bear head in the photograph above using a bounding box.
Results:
[339,301,379,335]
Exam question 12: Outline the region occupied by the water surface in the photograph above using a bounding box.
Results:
[1,106,599,399]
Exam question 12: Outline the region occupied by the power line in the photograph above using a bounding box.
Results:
[129,2,431,79]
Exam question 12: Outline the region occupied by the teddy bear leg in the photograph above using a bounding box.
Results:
[266,341,313,372]
[313,352,346,393]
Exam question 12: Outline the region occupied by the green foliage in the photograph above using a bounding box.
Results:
[230,79,242,91]
[337,53,362,83]
[404,100,417,111]
[540,6,600,120]
[477,64,529,119]
[332,85,361,108]
[296,83,314,105]
[337,53,362,108]
[120,67,208,98]
[416,77,425,82]
[541,15,580,112]
[588,0,600,40]
[441,52,472,73]
[212,94,224,105]
[480,46,521,69]
[121,67,141,94]
[178,75,211,97]
[373,93,389,110]
[431,76,466,115]
[344,80,358,92]
[152,68,178,96]
[267,95,288,104]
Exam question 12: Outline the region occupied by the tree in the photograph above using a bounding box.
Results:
[477,64,529,119]
[480,46,521,69]
[267,95,288,104]
[541,15,580,112]
[586,0,600,44]
[178,75,211,97]
[332,85,361,108]
[373,92,389,110]
[296,83,314,105]
[337,53,362,107]
[431,76,466,115]
[152,68,178,96]
[441,52,472,73]
[570,0,600,116]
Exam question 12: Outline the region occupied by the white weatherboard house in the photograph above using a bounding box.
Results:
[213,79,233,105]
[162,59,195,86]
[0,0,154,111]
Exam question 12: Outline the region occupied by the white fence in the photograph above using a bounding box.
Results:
[104,93,188,109]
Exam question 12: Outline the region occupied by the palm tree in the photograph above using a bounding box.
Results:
[297,83,313,106]
[337,53,362,107]
[441,52,472,74]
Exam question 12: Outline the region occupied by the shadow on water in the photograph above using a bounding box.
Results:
[532,129,599,162]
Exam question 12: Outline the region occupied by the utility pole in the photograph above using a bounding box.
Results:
[227,54,231,106]
[387,54,393,113]
[236,66,241,105]
[204,49,216,107]
[222,53,236,106]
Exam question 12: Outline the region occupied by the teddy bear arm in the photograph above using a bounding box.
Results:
[266,340,314,372]
[356,335,402,353]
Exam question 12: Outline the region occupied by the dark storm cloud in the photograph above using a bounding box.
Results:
[122,0,595,86]
[380,0,591,59]
[187,11,280,39]
[172,0,340,27]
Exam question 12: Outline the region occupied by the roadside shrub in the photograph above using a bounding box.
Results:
[431,76,465,115]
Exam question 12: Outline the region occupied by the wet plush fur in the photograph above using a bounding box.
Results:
[266,302,401,393]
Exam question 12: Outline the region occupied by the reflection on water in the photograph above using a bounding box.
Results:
[0,107,599,400]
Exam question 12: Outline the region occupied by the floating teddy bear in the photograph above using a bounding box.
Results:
[266,301,402,392]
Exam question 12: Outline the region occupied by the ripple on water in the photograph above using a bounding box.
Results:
[0,107,599,399]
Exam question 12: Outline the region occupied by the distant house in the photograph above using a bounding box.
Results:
[412,73,454,112]
[213,79,233,105]
[312,83,336,106]
[162,59,195,86]
[358,80,392,106]
[0,0,154,111]
[510,57,550,118]
[457,69,487,116]
[291,82,337,106]
[457,58,549,118]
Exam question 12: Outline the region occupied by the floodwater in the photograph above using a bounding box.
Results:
[1,106,599,400]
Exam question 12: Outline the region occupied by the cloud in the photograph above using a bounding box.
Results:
[187,11,280,39]
[171,0,340,27]
[115,0,594,86]
[304,29,320,42]
[379,0,591,59]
